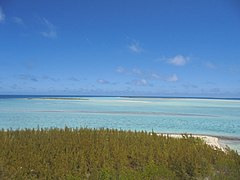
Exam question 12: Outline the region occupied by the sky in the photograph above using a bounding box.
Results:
[0,0,240,97]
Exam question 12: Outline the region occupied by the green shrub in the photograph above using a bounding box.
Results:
[0,128,239,179]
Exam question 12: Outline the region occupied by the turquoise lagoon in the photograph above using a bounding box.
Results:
[0,96,240,152]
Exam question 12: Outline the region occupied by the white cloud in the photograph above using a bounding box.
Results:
[41,18,57,38]
[132,68,143,75]
[12,17,24,25]
[168,55,189,66]
[182,83,198,89]
[205,62,217,69]
[166,74,178,82]
[68,77,79,82]
[151,73,161,79]
[97,79,110,84]
[0,7,5,23]
[128,41,143,53]
[130,79,149,86]
[116,66,178,84]
[116,67,143,76]
[116,66,126,73]
[137,79,148,86]
[19,74,38,82]
[41,75,59,82]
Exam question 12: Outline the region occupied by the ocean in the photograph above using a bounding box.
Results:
[0,95,240,152]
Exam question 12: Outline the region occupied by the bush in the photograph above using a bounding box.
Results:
[0,128,239,179]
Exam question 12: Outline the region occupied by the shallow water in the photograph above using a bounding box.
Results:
[0,96,240,152]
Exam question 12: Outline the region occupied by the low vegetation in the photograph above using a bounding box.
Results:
[0,128,239,179]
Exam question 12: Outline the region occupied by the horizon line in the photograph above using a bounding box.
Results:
[0,94,240,100]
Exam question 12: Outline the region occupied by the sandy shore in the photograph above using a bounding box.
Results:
[158,133,225,151]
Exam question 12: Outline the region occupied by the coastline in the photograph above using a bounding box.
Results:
[158,133,227,152]
[158,133,240,154]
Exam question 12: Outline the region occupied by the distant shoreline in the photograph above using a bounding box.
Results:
[0,95,240,100]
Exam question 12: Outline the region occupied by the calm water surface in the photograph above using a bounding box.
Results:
[0,96,240,152]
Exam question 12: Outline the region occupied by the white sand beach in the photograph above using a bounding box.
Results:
[158,133,225,151]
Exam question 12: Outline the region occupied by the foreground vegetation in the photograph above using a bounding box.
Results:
[0,128,239,179]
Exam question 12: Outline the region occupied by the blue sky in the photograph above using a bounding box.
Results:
[0,0,240,97]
